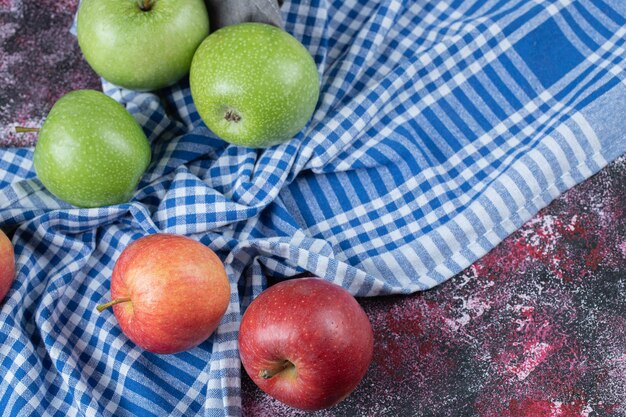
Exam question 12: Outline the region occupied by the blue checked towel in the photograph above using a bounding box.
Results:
[2,0,626,415]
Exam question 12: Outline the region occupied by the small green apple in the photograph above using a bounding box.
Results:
[77,0,210,91]
[33,89,151,208]
[190,22,320,148]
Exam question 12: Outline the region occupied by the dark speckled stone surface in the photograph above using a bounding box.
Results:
[1,1,625,415]
[0,0,100,146]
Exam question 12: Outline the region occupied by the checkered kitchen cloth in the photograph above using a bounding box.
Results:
[2,0,626,415]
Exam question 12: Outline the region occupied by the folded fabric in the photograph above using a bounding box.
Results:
[2,0,626,415]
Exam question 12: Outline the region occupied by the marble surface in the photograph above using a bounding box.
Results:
[1,1,624,415]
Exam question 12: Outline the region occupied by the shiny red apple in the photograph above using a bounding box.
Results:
[238,277,374,411]
[0,229,16,303]
[97,233,231,354]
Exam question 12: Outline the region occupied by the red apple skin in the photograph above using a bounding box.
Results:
[109,233,230,354]
[238,278,374,411]
[0,229,16,303]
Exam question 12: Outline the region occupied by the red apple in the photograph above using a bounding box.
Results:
[97,233,230,354]
[238,277,374,411]
[0,229,16,303]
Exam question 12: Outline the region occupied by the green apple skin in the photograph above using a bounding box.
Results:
[190,23,320,148]
[33,90,151,208]
[77,0,209,91]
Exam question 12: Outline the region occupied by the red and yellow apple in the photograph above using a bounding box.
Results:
[238,277,374,411]
[0,229,15,303]
[97,233,230,354]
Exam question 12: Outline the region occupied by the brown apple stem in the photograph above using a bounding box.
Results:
[15,126,40,133]
[96,297,132,312]
[259,360,294,379]
[138,0,153,10]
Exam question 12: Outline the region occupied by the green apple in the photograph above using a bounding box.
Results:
[190,22,320,148]
[77,0,209,91]
[33,90,151,208]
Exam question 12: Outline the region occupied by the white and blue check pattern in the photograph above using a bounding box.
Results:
[2,0,626,415]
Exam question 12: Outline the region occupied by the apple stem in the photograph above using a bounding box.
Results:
[137,0,153,11]
[96,297,132,312]
[259,360,294,379]
[15,126,40,133]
